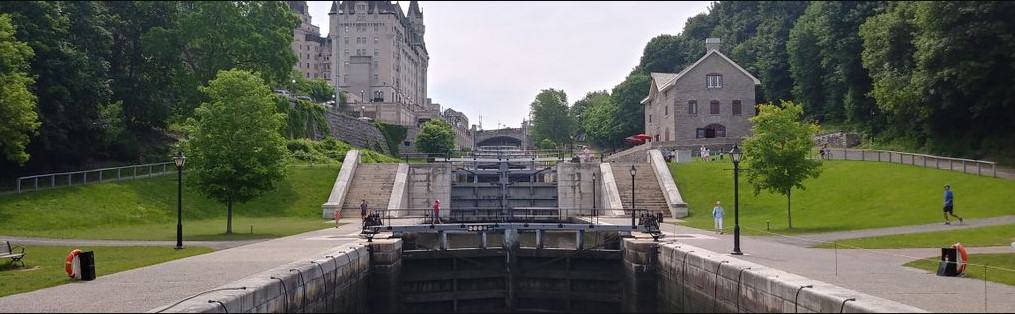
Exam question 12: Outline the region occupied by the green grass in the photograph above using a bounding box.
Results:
[0,245,212,297]
[0,164,340,240]
[671,160,1015,234]
[905,253,1015,287]
[815,224,1015,249]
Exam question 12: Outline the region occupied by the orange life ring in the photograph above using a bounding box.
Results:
[65,249,81,279]
[953,243,968,274]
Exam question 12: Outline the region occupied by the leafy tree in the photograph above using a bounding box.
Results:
[538,139,557,150]
[578,91,620,149]
[296,77,335,103]
[185,69,289,234]
[529,89,575,145]
[859,2,921,137]
[610,74,651,139]
[0,14,39,164]
[144,1,300,119]
[415,119,455,155]
[741,101,822,229]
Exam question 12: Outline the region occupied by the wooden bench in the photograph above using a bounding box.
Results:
[1,241,25,267]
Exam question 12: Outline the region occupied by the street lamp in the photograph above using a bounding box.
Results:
[592,171,597,221]
[172,151,186,250]
[290,79,296,97]
[360,105,365,118]
[730,145,743,255]
[630,165,637,228]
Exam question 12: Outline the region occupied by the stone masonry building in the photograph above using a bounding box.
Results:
[288,1,333,82]
[641,38,760,149]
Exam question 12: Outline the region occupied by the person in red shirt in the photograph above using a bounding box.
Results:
[432,199,442,224]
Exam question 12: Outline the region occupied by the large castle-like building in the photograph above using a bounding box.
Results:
[287,1,474,151]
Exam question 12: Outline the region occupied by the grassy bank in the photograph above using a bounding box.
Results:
[0,245,212,297]
[671,160,1015,234]
[0,164,339,240]
[816,224,1015,249]
[906,253,1015,287]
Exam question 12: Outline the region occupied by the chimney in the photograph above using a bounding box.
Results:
[705,38,721,52]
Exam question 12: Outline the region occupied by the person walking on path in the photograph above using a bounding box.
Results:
[360,200,368,218]
[943,185,963,225]
[432,199,442,224]
[712,201,725,234]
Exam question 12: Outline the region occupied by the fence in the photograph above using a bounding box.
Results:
[13,161,177,194]
[815,148,998,178]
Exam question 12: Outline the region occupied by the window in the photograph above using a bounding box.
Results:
[664,104,668,116]
[696,128,706,138]
[649,114,652,123]
[710,100,720,115]
[688,100,698,114]
[374,37,379,44]
[706,74,723,89]
[732,100,742,115]
[374,49,379,56]
[404,141,411,147]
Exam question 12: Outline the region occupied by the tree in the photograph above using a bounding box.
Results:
[610,74,651,139]
[538,139,557,150]
[741,101,822,229]
[296,77,335,103]
[0,14,39,165]
[578,91,620,149]
[529,89,575,146]
[185,69,289,234]
[415,119,455,155]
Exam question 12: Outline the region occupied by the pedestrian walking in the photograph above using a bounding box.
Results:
[712,201,725,234]
[943,185,963,225]
[360,200,368,218]
[432,199,442,224]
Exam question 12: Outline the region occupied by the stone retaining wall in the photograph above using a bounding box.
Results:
[324,111,389,154]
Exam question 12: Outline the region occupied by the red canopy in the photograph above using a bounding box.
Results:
[632,133,652,140]
[624,136,645,144]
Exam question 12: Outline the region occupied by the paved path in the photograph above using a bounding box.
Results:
[0,236,263,251]
[635,218,1015,313]
[763,215,1015,247]
[0,223,366,313]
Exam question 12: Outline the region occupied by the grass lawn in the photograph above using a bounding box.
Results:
[0,164,339,240]
[815,224,1015,249]
[671,160,1015,234]
[0,245,212,297]
[905,253,1015,287]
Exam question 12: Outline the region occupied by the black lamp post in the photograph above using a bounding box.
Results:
[730,145,743,255]
[630,165,637,228]
[592,171,597,221]
[173,151,186,250]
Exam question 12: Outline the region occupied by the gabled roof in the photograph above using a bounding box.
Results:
[641,49,761,104]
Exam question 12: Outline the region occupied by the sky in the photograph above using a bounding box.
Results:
[308,1,712,129]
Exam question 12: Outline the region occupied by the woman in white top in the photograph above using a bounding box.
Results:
[712,201,725,234]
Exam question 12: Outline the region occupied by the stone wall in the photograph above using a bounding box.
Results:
[407,163,452,216]
[324,111,389,154]
[322,150,359,219]
[645,240,927,313]
[556,162,601,211]
[154,242,371,313]
[815,132,861,148]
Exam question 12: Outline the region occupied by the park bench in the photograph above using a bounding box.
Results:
[1,240,26,267]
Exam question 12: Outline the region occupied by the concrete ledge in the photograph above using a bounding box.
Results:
[322,150,360,219]
[151,242,371,313]
[654,242,928,313]
[647,149,688,218]
[599,163,625,216]
[386,163,409,217]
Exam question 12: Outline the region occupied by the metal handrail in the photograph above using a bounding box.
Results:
[814,148,998,177]
[14,161,176,194]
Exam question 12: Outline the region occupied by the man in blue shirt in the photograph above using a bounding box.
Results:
[943,185,963,225]
[712,201,725,234]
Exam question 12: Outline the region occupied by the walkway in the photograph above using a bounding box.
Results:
[633,219,1015,313]
[0,236,263,251]
[0,223,366,313]
[763,215,1015,247]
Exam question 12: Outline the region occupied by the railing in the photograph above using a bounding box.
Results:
[13,161,177,194]
[814,148,997,178]
[369,207,649,227]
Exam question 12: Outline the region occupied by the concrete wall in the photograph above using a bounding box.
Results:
[322,150,360,219]
[154,242,371,313]
[598,163,626,216]
[605,143,652,162]
[642,240,928,313]
[647,150,688,218]
[407,163,452,217]
[386,163,410,216]
[556,162,601,212]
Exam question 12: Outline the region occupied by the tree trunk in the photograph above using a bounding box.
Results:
[786,189,793,229]
[226,199,233,234]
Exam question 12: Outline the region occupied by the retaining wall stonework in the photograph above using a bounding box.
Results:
[650,241,927,313]
[153,242,371,313]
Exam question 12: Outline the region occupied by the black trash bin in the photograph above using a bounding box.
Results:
[78,251,96,281]
[937,247,959,277]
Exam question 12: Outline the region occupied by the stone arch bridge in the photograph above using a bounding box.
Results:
[474,127,532,149]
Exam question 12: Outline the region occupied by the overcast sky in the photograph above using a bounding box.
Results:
[308,1,712,129]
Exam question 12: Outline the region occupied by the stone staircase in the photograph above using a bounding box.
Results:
[612,163,669,217]
[340,163,398,219]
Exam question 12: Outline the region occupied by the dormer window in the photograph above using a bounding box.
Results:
[706,74,723,89]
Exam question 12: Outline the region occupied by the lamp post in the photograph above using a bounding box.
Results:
[592,171,597,221]
[290,79,296,97]
[173,151,186,250]
[730,145,743,255]
[360,105,365,118]
[630,165,637,228]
